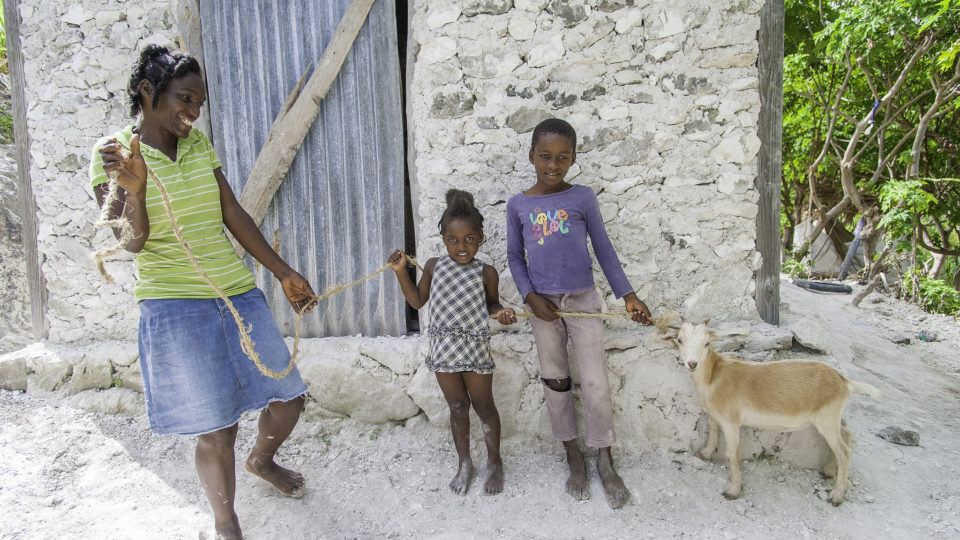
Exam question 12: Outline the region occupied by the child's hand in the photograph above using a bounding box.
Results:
[624,292,652,325]
[280,270,317,314]
[526,292,559,322]
[387,249,408,272]
[493,307,518,325]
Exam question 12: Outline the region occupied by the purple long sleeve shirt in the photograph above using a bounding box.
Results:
[506,185,633,300]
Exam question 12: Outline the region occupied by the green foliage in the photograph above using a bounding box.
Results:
[878,180,938,237]
[904,270,960,315]
[782,257,811,279]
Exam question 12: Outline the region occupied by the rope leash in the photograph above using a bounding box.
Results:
[95,145,671,380]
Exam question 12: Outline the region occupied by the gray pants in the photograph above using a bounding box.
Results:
[529,288,615,448]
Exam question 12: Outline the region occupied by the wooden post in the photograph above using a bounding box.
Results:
[176,0,213,138]
[3,0,48,338]
[755,0,784,325]
[237,0,376,229]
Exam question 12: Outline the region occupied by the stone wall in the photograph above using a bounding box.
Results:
[409,0,763,323]
[5,0,801,460]
[16,0,178,342]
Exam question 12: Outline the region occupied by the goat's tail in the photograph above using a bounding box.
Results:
[847,380,881,399]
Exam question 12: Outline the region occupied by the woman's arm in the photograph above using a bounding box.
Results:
[388,250,435,309]
[483,264,517,325]
[215,168,315,311]
[95,136,149,252]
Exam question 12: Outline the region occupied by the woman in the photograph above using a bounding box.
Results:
[91,45,314,540]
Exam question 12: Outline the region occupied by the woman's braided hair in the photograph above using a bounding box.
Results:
[438,189,484,234]
[127,44,202,117]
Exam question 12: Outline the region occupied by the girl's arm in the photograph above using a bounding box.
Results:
[95,136,150,252]
[482,264,517,325]
[583,191,652,324]
[215,168,316,312]
[506,198,559,321]
[388,250,435,309]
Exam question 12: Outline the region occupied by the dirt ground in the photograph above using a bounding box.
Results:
[2,279,959,539]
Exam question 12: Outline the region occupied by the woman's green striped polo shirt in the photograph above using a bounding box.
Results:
[90,125,256,301]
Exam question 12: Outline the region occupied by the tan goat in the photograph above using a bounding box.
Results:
[673,322,881,506]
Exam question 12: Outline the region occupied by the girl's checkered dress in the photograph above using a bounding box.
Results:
[427,255,495,374]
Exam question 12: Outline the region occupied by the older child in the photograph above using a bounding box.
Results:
[91,45,315,539]
[506,118,652,509]
[388,189,517,495]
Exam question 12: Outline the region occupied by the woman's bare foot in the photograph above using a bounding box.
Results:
[244,455,305,498]
[213,514,242,540]
[563,440,590,501]
[450,458,474,495]
[483,460,504,495]
[597,447,630,509]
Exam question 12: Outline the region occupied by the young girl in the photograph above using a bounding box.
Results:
[388,189,517,495]
[506,118,652,509]
[91,45,315,540]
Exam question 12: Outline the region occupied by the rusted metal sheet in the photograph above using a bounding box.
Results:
[200,0,406,337]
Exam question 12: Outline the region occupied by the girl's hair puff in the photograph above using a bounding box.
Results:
[438,189,484,234]
[127,44,202,117]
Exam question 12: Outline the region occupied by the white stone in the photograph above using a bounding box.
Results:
[653,10,687,38]
[76,106,107,130]
[64,357,113,395]
[407,364,447,426]
[95,10,123,28]
[426,6,461,29]
[710,131,760,165]
[419,156,454,176]
[549,60,605,82]
[613,68,644,85]
[515,0,548,11]
[650,41,678,61]
[789,317,832,354]
[419,37,458,64]
[68,388,142,416]
[526,34,565,67]
[598,101,629,120]
[614,10,643,34]
[700,51,758,69]
[0,356,28,391]
[62,5,91,26]
[359,336,422,375]
[508,12,537,40]
[295,340,418,423]
[119,362,143,393]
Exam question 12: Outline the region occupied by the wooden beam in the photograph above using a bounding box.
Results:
[237,0,376,229]
[3,0,48,338]
[176,0,213,138]
[755,0,784,325]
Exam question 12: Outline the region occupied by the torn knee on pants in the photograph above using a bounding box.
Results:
[542,377,572,392]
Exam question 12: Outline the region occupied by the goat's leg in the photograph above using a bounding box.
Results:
[814,416,850,506]
[719,422,742,500]
[698,416,720,461]
[823,424,854,479]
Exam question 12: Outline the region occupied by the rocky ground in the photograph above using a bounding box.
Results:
[1,279,959,539]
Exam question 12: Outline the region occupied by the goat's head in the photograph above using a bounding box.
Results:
[675,321,712,372]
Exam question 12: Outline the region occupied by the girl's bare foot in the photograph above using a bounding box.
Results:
[483,460,504,495]
[564,440,590,501]
[597,447,630,509]
[450,458,474,495]
[244,455,305,498]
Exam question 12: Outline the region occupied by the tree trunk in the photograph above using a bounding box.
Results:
[928,253,946,279]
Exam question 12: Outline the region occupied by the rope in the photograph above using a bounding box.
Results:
[95,143,671,380]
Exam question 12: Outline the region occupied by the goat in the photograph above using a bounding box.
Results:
[671,322,881,506]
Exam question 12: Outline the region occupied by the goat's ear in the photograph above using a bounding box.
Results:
[702,318,711,327]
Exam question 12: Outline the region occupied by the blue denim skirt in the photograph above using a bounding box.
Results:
[138,288,307,435]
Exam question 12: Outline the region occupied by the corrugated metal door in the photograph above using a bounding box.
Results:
[199,0,406,337]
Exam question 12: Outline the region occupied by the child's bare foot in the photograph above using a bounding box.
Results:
[483,460,504,495]
[213,514,242,540]
[563,440,590,501]
[244,455,305,498]
[450,458,474,495]
[597,447,630,509]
